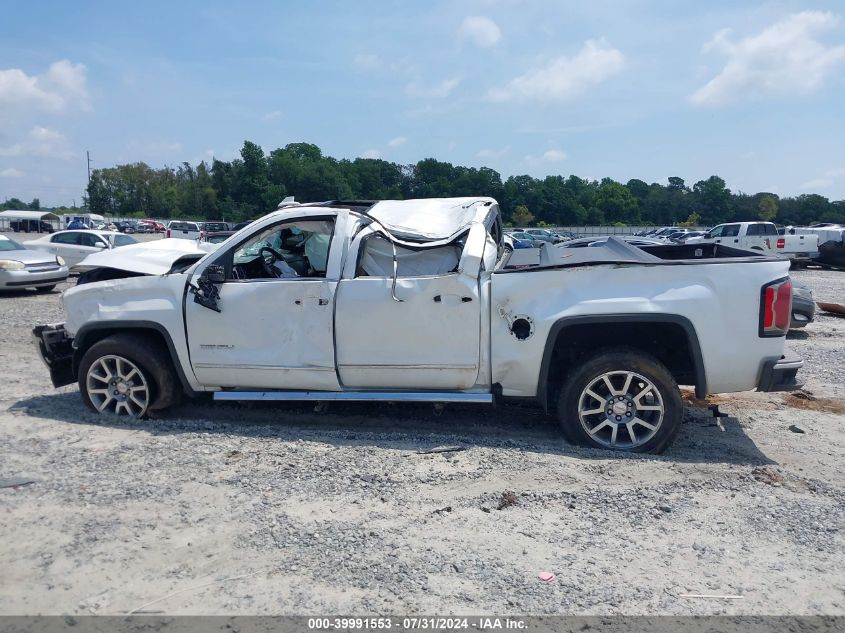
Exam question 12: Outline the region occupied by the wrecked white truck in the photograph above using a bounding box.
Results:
[34,197,802,453]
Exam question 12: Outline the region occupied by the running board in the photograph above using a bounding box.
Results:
[213,391,493,404]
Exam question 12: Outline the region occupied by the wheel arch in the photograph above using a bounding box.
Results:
[72,321,195,396]
[536,314,707,412]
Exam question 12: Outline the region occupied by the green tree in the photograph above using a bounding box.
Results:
[511,205,534,226]
[593,179,640,225]
[692,176,732,225]
[72,142,845,226]
[758,194,778,222]
[679,212,701,227]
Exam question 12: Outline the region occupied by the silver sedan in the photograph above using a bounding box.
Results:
[0,235,69,292]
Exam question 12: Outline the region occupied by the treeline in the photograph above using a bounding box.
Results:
[83,141,845,227]
[2,198,41,211]
[1,197,89,217]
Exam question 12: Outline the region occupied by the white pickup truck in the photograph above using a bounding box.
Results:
[34,197,802,453]
[686,221,819,262]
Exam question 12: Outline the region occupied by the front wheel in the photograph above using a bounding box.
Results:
[557,349,683,453]
[35,284,56,293]
[78,334,179,417]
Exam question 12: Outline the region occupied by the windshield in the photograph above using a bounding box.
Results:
[0,237,24,251]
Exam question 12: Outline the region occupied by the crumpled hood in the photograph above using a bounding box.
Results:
[74,238,219,274]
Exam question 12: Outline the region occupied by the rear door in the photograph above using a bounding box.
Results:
[334,224,487,390]
[49,232,93,266]
[741,223,770,251]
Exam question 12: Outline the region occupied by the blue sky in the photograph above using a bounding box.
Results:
[2,0,845,206]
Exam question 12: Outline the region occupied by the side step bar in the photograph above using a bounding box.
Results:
[213,391,494,404]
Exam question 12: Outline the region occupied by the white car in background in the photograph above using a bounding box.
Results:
[166,221,201,240]
[686,221,819,261]
[0,235,69,292]
[23,230,139,268]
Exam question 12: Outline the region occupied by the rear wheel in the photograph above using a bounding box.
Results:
[78,334,179,417]
[556,349,683,453]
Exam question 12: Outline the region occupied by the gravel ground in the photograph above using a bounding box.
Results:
[0,262,843,616]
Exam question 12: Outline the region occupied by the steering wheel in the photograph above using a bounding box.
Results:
[258,246,287,278]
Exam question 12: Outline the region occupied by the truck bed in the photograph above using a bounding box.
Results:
[502,237,783,271]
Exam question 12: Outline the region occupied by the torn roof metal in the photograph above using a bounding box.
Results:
[364,197,497,242]
[74,237,218,274]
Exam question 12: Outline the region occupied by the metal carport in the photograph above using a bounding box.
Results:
[0,210,60,233]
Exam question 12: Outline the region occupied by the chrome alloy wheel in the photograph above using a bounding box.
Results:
[577,370,665,449]
[85,354,150,416]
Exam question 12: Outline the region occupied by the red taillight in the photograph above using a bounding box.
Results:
[760,278,792,336]
[165,229,171,238]
[776,238,785,249]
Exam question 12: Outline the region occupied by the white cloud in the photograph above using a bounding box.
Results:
[458,16,501,48]
[476,147,509,159]
[406,76,461,99]
[0,126,74,159]
[29,126,64,143]
[0,60,89,113]
[801,178,832,190]
[353,53,383,71]
[691,11,845,107]
[0,167,24,178]
[387,136,407,147]
[488,39,624,103]
[542,149,567,161]
[262,110,282,121]
[361,149,381,159]
[524,148,569,164]
[800,167,845,190]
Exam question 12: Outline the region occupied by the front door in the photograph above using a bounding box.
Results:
[185,213,343,391]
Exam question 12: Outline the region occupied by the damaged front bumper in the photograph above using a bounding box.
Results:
[757,353,803,392]
[33,324,75,388]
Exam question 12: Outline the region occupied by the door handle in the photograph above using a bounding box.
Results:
[433,295,473,303]
[734,239,739,243]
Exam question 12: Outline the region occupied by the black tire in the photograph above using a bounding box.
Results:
[77,333,180,417]
[556,348,683,454]
[35,285,56,293]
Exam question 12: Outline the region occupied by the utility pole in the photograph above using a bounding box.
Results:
[86,151,92,185]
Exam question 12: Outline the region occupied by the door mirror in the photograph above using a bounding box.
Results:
[205,264,225,284]
[95,242,108,249]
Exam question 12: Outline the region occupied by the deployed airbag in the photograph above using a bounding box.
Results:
[359,234,461,276]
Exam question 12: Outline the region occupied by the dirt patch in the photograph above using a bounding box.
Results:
[783,392,845,415]
[680,388,779,411]
[681,387,845,415]
[752,466,786,487]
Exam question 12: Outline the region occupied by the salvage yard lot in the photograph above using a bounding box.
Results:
[1,269,843,615]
